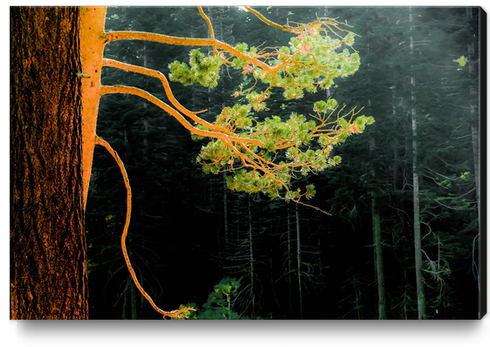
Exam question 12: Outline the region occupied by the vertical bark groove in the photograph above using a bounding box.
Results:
[11,7,87,319]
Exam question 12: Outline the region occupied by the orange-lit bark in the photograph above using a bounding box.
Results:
[80,6,107,208]
[105,30,272,72]
[244,6,354,38]
[76,5,364,318]
[11,5,362,320]
[95,136,194,319]
[80,6,194,319]
[102,59,237,137]
[10,7,88,319]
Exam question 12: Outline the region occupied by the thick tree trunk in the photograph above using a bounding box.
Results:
[10,7,88,319]
[80,7,106,208]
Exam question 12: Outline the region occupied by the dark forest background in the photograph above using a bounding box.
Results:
[85,6,484,319]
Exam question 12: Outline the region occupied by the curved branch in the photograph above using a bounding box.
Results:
[244,6,296,33]
[100,84,264,147]
[198,6,218,56]
[104,31,272,72]
[99,83,337,209]
[198,6,215,40]
[244,6,354,38]
[102,58,225,134]
[94,136,194,319]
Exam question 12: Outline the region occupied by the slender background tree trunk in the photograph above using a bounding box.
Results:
[296,204,303,319]
[372,197,386,319]
[10,7,88,319]
[248,197,256,317]
[409,7,427,320]
[367,22,386,319]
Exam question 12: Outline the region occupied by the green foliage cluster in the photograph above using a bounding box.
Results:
[169,49,223,87]
[87,6,480,320]
[167,12,371,206]
[177,277,250,320]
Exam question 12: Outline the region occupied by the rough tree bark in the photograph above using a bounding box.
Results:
[10,5,369,319]
[10,7,88,319]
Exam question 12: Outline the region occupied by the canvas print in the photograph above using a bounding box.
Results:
[10,6,485,320]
